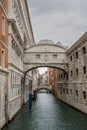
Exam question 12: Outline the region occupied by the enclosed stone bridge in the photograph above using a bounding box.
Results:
[23,40,68,74]
[37,86,52,93]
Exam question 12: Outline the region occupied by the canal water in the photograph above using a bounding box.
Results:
[3,92,87,130]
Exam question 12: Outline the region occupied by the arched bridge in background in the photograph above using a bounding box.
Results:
[37,86,52,93]
[23,40,68,74]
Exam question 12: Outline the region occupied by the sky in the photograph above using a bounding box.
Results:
[28,0,87,74]
[38,67,47,74]
[29,0,87,47]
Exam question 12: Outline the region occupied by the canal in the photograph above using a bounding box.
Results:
[3,92,87,130]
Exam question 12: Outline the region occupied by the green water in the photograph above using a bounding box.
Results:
[3,93,87,130]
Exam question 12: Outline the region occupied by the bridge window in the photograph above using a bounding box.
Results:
[36,54,40,59]
[53,54,57,59]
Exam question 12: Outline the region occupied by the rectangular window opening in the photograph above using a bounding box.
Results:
[53,54,57,59]
[66,88,68,94]
[2,14,5,35]
[83,66,86,74]
[83,91,86,99]
[70,56,72,61]
[70,71,73,76]
[76,68,78,76]
[1,49,5,68]
[36,54,40,59]
[76,90,78,97]
[76,52,78,59]
[82,46,86,54]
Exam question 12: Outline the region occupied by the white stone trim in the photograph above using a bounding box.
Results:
[0,0,8,18]
[0,39,8,49]
[0,67,8,73]
[9,95,21,102]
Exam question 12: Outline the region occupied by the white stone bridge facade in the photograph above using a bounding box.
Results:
[23,40,68,74]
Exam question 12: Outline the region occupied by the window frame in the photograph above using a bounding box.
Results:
[1,49,5,68]
[2,14,5,35]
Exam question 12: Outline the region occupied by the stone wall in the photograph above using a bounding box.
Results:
[0,71,8,129]
[58,32,87,114]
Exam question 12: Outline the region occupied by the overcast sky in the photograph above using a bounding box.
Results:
[29,0,87,47]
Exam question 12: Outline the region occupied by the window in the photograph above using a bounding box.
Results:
[60,88,62,94]
[63,88,65,94]
[61,73,63,78]
[70,89,72,95]
[36,54,40,59]
[1,49,5,68]
[64,73,65,78]
[66,89,68,94]
[82,46,86,54]
[70,71,73,76]
[44,55,48,62]
[83,91,86,99]
[76,68,78,75]
[83,66,86,74]
[76,90,78,97]
[76,52,78,59]
[59,74,61,79]
[70,56,72,61]
[2,14,5,35]
[53,54,57,59]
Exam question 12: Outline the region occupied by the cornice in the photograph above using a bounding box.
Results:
[0,67,9,74]
[9,18,23,46]
[25,42,67,52]
[8,63,24,74]
[67,32,87,55]
[0,39,8,49]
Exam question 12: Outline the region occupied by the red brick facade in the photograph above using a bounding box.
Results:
[49,68,58,96]
[0,0,8,68]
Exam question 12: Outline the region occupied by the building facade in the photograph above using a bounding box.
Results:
[8,0,34,121]
[49,68,58,95]
[58,32,87,114]
[0,0,8,129]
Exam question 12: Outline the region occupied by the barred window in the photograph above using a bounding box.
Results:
[36,54,40,59]
[53,54,57,59]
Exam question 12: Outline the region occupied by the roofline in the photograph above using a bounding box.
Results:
[67,32,87,55]
[25,42,68,51]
